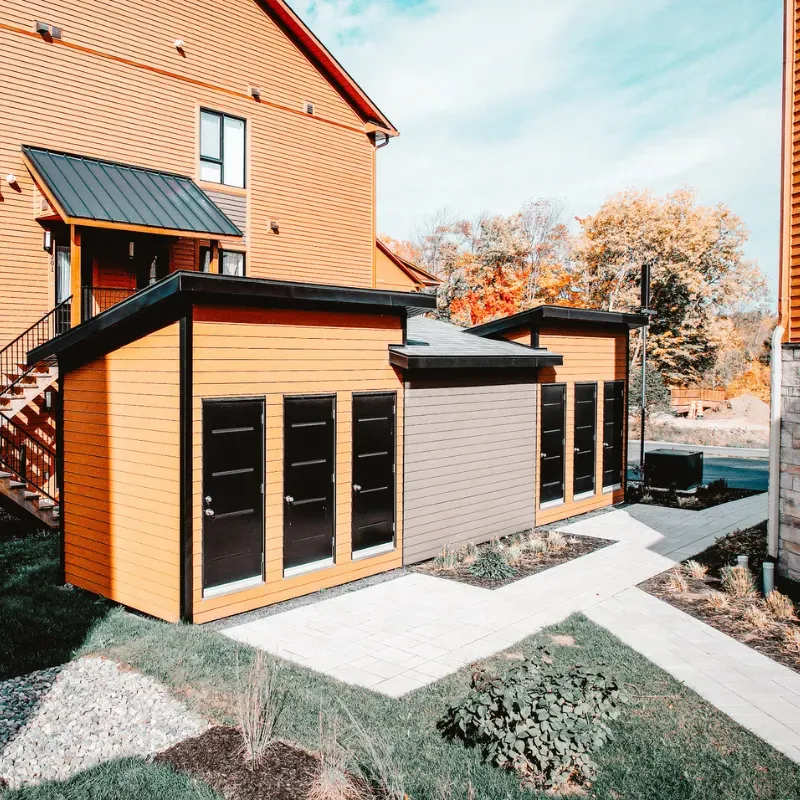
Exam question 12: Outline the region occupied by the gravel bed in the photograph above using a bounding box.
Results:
[0,656,209,789]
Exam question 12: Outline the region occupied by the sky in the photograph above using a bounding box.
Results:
[297,0,783,295]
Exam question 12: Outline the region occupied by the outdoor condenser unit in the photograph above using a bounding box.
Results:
[645,449,703,491]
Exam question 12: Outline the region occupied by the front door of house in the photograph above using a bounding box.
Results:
[540,384,566,506]
[54,244,72,334]
[573,383,597,497]
[351,393,396,554]
[283,395,335,572]
[202,399,264,592]
[602,381,625,489]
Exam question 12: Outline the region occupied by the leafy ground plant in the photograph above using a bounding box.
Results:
[440,646,628,790]
[468,547,515,581]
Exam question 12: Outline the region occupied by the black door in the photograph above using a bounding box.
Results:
[573,383,597,496]
[540,384,566,505]
[283,395,336,570]
[202,399,264,590]
[135,243,170,289]
[352,393,396,553]
[603,381,625,488]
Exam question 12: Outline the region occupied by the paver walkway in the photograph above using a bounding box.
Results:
[222,493,800,762]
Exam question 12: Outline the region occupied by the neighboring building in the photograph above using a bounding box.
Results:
[776,0,800,584]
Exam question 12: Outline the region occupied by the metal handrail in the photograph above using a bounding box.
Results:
[0,297,72,398]
[83,286,137,319]
[0,411,58,502]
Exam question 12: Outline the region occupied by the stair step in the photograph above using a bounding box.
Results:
[8,480,26,489]
[38,499,55,509]
[0,471,11,479]
[24,490,38,500]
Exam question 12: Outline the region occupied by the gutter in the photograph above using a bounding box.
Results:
[768,324,784,560]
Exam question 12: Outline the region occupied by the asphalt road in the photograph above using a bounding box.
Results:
[626,440,769,492]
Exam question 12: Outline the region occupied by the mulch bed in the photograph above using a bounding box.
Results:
[414,535,610,590]
[629,485,761,511]
[640,523,800,673]
[155,727,326,800]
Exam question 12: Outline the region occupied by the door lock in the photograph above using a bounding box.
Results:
[353,484,362,492]
[205,496,212,504]
[285,495,294,504]
[541,452,547,458]
[204,508,215,517]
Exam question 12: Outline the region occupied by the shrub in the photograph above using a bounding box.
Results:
[705,591,730,610]
[469,547,516,581]
[665,571,688,593]
[506,543,525,564]
[547,531,567,551]
[525,536,548,556]
[683,560,708,580]
[440,647,628,789]
[308,714,361,800]
[234,650,284,768]
[765,590,797,621]
[434,545,461,571]
[720,565,757,599]
[696,479,729,503]
[784,627,800,653]
[743,604,772,630]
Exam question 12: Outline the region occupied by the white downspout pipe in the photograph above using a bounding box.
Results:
[768,324,785,560]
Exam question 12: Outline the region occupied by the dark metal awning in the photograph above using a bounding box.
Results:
[22,146,242,238]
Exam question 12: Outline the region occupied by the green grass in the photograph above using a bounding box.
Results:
[3,531,800,799]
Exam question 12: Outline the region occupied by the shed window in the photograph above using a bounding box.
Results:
[200,110,245,188]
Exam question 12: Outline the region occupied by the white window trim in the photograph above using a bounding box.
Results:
[283,556,335,579]
[203,574,263,599]
[540,498,565,510]
[352,541,395,561]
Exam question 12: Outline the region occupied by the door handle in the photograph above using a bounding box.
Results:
[353,484,362,492]
[603,443,610,449]
[574,447,580,453]
[541,452,547,458]
[285,495,294,504]
[204,508,214,517]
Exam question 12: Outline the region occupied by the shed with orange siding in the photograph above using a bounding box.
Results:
[33,272,433,623]
[469,306,648,525]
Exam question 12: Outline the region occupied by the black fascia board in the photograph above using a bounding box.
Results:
[468,305,649,339]
[388,350,563,370]
[30,271,436,365]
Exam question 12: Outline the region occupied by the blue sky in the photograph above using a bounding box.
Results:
[298,0,782,295]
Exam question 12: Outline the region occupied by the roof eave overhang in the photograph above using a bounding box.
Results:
[468,306,650,338]
[31,272,436,365]
[388,351,564,370]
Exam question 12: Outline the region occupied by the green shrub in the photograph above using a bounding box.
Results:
[468,547,515,581]
[440,648,628,789]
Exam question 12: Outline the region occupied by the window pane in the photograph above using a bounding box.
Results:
[200,111,220,159]
[223,116,245,188]
[200,160,222,184]
[55,246,71,303]
[222,251,244,277]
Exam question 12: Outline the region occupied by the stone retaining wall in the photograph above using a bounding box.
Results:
[779,344,800,582]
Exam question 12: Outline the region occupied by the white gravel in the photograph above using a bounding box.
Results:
[0,656,209,789]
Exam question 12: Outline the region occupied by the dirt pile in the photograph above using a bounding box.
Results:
[728,394,770,426]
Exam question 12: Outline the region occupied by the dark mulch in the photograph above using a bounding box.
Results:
[628,484,762,511]
[155,727,323,800]
[414,535,610,590]
[640,523,800,674]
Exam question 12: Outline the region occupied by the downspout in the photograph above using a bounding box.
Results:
[768,324,784,560]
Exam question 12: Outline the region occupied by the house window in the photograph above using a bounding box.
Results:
[199,110,245,188]
[200,247,246,277]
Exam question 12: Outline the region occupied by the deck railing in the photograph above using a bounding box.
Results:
[0,412,58,502]
[0,298,71,395]
[82,286,137,319]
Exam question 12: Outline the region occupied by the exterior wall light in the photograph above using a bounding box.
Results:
[43,229,53,252]
[128,241,135,258]
[44,390,53,412]
[6,173,16,185]
[174,39,184,49]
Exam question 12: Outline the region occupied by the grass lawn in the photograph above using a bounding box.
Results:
[2,531,800,800]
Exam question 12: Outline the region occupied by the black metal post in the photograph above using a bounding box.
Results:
[640,262,651,481]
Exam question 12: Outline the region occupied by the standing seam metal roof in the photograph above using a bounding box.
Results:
[22,146,242,237]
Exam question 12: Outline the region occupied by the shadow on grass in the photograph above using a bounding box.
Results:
[0,529,113,680]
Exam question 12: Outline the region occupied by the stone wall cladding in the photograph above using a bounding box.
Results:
[779,344,800,582]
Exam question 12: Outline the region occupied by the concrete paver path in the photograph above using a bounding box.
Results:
[222,493,800,762]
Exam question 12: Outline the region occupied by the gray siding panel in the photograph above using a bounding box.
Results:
[403,374,537,565]
[205,189,248,244]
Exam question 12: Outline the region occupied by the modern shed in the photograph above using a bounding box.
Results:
[469,306,648,525]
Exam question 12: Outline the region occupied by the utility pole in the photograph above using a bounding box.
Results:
[639,262,653,480]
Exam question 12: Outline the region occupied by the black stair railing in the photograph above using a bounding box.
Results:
[0,297,72,397]
[83,286,136,319]
[0,412,58,502]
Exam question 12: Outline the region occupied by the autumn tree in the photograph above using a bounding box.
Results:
[573,189,768,385]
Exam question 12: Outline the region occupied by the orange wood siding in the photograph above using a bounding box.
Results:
[0,2,377,347]
[191,306,404,623]
[784,0,800,340]
[503,323,627,525]
[374,245,419,292]
[62,324,181,621]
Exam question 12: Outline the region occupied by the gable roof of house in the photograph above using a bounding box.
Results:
[261,0,397,135]
[468,305,649,339]
[376,240,441,288]
[389,317,563,370]
[22,146,242,238]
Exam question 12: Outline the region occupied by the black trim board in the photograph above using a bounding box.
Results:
[468,305,649,340]
[388,351,561,370]
[56,370,65,585]
[31,271,434,368]
[179,315,193,622]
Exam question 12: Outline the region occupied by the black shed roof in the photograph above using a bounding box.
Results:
[22,146,242,238]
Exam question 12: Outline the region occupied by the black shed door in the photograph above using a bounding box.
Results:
[603,381,625,488]
[352,393,396,553]
[202,399,264,590]
[283,395,336,570]
[540,384,566,505]
[573,383,597,496]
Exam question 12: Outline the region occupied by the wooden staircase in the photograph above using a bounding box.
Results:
[0,299,71,528]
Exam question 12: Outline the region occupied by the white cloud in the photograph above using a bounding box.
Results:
[299,0,782,292]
